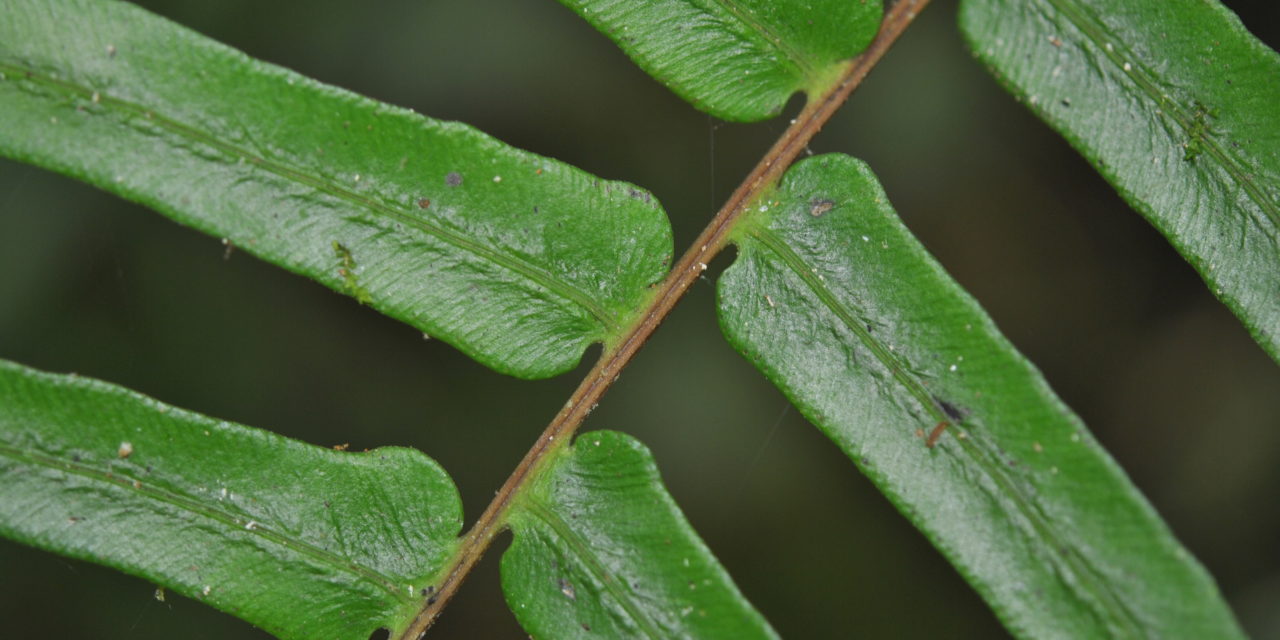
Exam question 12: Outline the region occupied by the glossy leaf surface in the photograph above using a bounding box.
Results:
[501,430,776,639]
[717,154,1243,638]
[961,0,1280,364]
[0,360,462,640]
[0,0,672,379]
[556,0,882,121]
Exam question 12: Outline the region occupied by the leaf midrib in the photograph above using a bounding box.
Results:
[747,225,1146,636]
[1038,0,1280,237]
[0,61,620,334]
[521,496,666,639]
[0,441,414,605]
[705,0,817,81]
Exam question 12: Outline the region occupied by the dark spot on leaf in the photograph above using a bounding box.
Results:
[445,172,463,186]
[581,622,592,631]
[558,578,576,600]
[809,198,836,217]
[933,396,966,423]
[417,198,430,209]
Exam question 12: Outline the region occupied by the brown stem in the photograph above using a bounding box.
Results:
[396,1,931,637]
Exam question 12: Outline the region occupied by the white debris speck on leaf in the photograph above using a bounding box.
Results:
[861,235,870,242]
[91,92,100,103]
[245,521,258,530]
[201,585,211,597]
[1033,442,1043,453]
[949,364,958,372]
[154,587,166,602]
[117,441,133,458]
[1123,62,1132,71]
[492,175,502,183]
[220,487,228,500]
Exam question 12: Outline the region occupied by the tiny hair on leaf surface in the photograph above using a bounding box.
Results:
[0,0,673,380]
[0,359,463,640]
[717,154,1244,638]
[960,0,1280,364]
[501,430,776,639]
[554,0,883,121]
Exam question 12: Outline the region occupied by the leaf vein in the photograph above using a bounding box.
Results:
[522,497,666,639]
[0,442,413,604]
[0,61,620,333]
[1040,0,1280,239]
[747,226,1147,635]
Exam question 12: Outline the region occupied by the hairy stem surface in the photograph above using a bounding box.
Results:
[397,1,932,636]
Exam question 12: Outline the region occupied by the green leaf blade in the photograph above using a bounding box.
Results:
[0,359,462,640]
[960,0,1280,365]
[502,430,776,639]
[0,0,673,379]
[718,154,1243,638]
[556,0,883,121]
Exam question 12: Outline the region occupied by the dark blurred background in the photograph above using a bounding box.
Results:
[2,0,1278,637]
